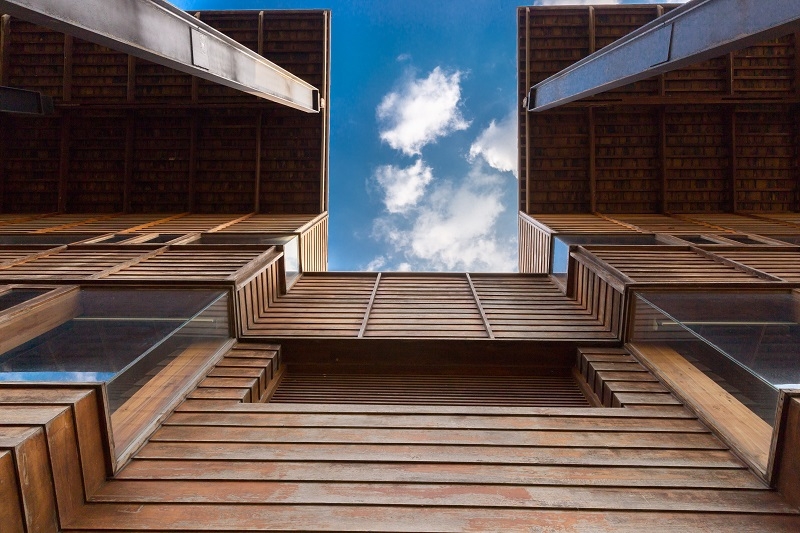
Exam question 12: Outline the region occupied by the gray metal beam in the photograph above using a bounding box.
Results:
[0,85,53,114]
[528,0,800,112]
[0,0,319,112]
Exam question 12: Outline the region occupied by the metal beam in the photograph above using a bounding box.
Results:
[0,85,53,114]
[528,0,800,112]
[0,0,320,112]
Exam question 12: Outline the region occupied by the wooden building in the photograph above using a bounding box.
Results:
[1,3,800,532]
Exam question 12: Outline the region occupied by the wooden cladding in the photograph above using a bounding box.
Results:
[518,212,550,274]
[0,243,277,283]
[271,373,590,407]
[582,247,765,284]
[299,213,328,272]
[518,6,800,214]
[242,273,618,341]
[715,249,800,283]
[0,11,330,215]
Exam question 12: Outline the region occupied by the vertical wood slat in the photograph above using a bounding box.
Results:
[188,114,198,212]
[518,212,551,274]
[62,34,73,102]
[729,110,738,212]
[358,272,381,338]
[254,111,262,213]
[588,107,596,213]
[126,55,136,103]
[57,113,71,213]
[123,111,135,213]
[0,15,10,86]
[466,273,494,339]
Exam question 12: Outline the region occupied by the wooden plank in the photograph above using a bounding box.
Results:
[10,428,59,532]
[775,396,800,507]
[629,343,772,477]
[65,505,800,532]
[111,338,231,465]
[90,480,794,513]
[0,450,24,533]
[136,441,743,468]
[44,408,85,524]
[118,459,765,489]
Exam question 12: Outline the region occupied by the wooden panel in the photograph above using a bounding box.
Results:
[606,214,729,234]
[236,258,283,336]
[364,275,488,338]
[67,111,126,213]
[299,213,328,272]
[531,213,638,234]
[681,213,798,235]
[775,396,800,508]
[629,343,772,477]
[733,105,796,212]
[130,110,192,213]
[271,373,590,407]
[0,214,102,234]
[127,214,243,234]
[0,450,25,533]
[70,38,127,104]
[715,249,800,282]
[664,106,731,213]
[594,108,660,212]
[518,212,550,274]
[105,245,271,281]
[52,214,170,234]
[218,214,317,233]
[569,259,624,338]
[195,109,257,213]
[586,247,764,284]
[242,274,375,337]
[733,36,795,97]
[2,116,61,213]
[527,110,590,213]
[0,246,148,279]
[5,20,63,100]
[471,275,616,341]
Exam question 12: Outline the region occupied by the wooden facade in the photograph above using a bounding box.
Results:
[2,3,800,531]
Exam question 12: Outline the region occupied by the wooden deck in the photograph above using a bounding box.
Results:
[56,346,800,530]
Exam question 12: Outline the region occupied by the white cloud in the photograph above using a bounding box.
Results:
[377,67,470,156]
[469,110,518,178]
[371,163,517,272]
[364,256,386,272]
[396,53,411,62]
[373,159,433,213]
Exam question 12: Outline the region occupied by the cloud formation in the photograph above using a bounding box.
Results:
[469,110,517,177]
[368,163,516,272]
[373,159,434,213]
[377,67,470,156]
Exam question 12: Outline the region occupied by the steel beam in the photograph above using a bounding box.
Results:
[528,0,800,112]
[0,85,53,114]
[0,0,320,112]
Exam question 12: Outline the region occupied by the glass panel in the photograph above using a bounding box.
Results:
[283,235,300,283]
[0,288,229,412]
[0,288,50,312]
[631,291,800,425]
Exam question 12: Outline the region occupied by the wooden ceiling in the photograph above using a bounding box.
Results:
[518,5,800,215]
[0,10,330,215]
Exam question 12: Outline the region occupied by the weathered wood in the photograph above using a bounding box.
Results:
[629,343,772,477]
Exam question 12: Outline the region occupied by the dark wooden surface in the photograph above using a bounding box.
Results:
[518,5,800,215]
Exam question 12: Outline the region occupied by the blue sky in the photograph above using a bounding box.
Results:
[178,1,679,272]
